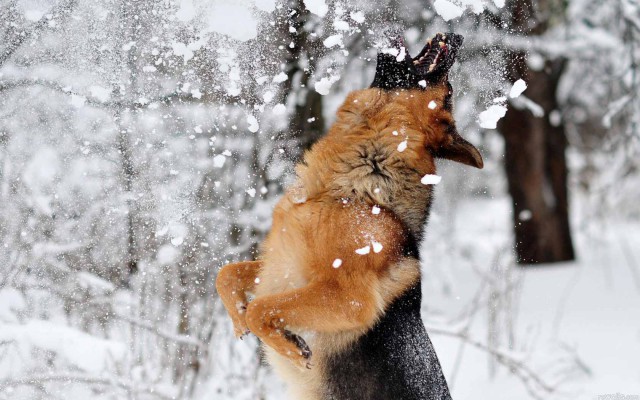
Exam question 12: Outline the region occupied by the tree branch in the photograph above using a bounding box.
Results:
[0,0,77,67]
[0,374,173,400]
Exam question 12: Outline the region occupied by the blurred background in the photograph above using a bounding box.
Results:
[1,0,639,399]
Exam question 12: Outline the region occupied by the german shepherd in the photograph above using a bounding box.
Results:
[216,32,483,400]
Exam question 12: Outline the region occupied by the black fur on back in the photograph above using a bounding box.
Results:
[323,235,452,400]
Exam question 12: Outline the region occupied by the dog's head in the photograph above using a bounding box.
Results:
[370,32,483,169]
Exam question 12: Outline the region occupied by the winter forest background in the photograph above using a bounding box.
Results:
[1,0,639,399]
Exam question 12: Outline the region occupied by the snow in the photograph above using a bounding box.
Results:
[272,72,288,83]
[372,205,381,215]
[206,3,257,42]
[213,154,227,168]
[478,104,508,129]
[246,188,256,197]
[428,100,437,109]
[371,241,383,253]
[70,94,86,108]
[89,85,111,102]
[314,75,340,95]
[263,91,275,103]
[247,115,259,132]
[332,259,342,268]
[253,0,276,12]
[419,80,427,88]
[350,11,365,23]
[421,174,442,185]
[433,0,464,21]
[509,79,527,98]
[304,0,328,17]
[176,0,196,22]
[355,245,371,255]
[272,103,287,115]
[0,320,125,373]
[397,139,408,152]
[323,34,343,48]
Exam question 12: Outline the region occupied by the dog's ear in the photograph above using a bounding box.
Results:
[434,130,484,169]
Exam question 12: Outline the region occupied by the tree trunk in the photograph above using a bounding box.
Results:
[499,54,575,264]
[497,0,575,264]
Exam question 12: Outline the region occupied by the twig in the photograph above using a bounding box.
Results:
[0,374,174,400]
[0,0,77,67]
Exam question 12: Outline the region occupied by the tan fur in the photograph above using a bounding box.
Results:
[216,84,480,399]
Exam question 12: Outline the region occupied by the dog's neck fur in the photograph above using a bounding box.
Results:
[294,89,435,241]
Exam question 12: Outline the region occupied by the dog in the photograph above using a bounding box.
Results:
[216,32,483,400]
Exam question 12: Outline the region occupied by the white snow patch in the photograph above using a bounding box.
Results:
[396,46,406,62]
[171,236,184,246]
[304,0,328,16]
[90,85,111,102]
[315,75,340,95]
[350,11,365,23]
[157,244,180,265]
[333,19,350,31]
[372,205,381,215]
[172,40,204,64]
[428,100,437,109]
[419,80,427,88]
[246,188,256,197]
[213,154,227,168]
[176,0,196,21]
[273,72,288,83]
[254,0,276,12]
[372,241,383,253]
[332,259,342,268]
[397,139,408,152]
[206,3,257,41]
[518,209,532,221]
[355,245,371,255]
[549,110,562,127]
[273,103,287,115]
[433,0,464,21]
[323,34,343,48]
[0,320,125,373]
[478,104,508,129]
[509,79,527,98]
[70,94,86,108]
[247,115,259,133]
[263,91,275,103]
[421,174,442,185]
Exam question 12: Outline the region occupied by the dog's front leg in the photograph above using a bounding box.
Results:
[245,280,380,369]
[215,260,262,338]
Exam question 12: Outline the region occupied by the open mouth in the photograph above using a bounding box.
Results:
[412,32,463,78]
[370,32,463,90]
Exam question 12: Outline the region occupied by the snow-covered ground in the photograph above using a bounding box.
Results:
[422,197,640,399]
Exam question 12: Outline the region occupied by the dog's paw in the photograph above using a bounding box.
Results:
[284,330,312,358]
[283,330,313,369]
